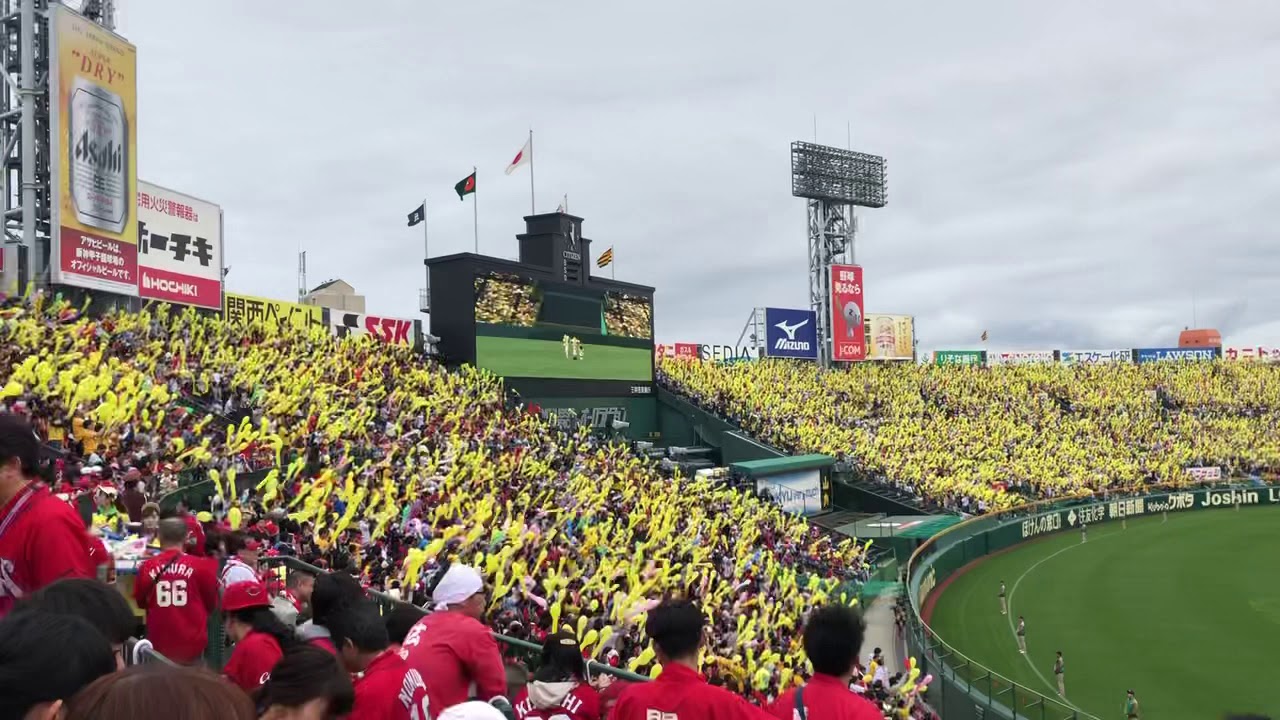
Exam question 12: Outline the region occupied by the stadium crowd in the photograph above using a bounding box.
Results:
[475,274,539,326]
[658,357,1280,512]
[0,294,925,719]
[602,294,652,340]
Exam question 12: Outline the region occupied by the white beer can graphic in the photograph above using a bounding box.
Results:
[68,76,128,235]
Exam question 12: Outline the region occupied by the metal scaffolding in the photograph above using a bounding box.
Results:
[791,142,887,366]
[1,0,113,295]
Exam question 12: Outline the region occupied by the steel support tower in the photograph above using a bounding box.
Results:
[791,142,887,366]
[1,0,113,295]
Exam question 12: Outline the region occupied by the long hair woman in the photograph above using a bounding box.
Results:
[222,581,299,693]
[258,645,354,720]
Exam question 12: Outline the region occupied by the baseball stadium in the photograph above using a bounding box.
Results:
[0,3,1276,720]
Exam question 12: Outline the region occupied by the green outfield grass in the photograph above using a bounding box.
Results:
[476,335,652,381]
[928,507,1280,719]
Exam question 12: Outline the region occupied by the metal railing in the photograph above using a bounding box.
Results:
[904,478,1258,720]
[255,556,651,684]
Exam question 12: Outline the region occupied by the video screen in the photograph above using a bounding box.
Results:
[474,272,653,381]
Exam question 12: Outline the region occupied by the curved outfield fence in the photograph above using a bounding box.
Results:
[904,480,1278,720]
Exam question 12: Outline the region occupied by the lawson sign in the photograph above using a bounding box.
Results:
[763,308,818,360]
[1135,347,1220,363]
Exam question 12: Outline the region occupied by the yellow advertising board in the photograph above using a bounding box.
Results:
[49,5,139,295]
[223,292,323,332]
[864,314,915,360]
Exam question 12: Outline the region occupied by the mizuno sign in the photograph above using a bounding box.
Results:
[763,307,818,360]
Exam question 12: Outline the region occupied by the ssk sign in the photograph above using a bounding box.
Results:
[763,307,818,360]
[331,312,418,347]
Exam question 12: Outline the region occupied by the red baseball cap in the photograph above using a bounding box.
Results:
[242,538,263,552]
[223,581,271,612]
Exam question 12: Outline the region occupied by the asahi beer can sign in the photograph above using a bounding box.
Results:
[49,6,139,295]
[69,77,128,234]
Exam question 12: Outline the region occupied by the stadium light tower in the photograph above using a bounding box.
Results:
[0,0,115,295]
[791,141,887,366]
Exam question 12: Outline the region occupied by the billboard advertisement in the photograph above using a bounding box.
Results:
[756,470,826,516]
[136,182,222,309]
[865,314,915,360]
[473,271,653,382]
[1224,347,1280,362]
[1135,347,1220,363]
[1060,349,1132,364]
[672,343,698,359]
[990,350,1056,365]
[49,6,139,295]
[829,264,865,361]
[763,308,818,359]
[934,350,985,366]
[330,311,418,347]
[224,292,324,332]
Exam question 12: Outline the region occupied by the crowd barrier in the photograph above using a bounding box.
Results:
[904,479,1274,720]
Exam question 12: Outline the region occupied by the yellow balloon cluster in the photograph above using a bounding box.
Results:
[660,357,1280,509]
[0,297,871,702]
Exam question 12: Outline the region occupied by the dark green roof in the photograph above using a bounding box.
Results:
[729,453,835,477]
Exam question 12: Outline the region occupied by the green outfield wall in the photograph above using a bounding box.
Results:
[905,484,1278,720]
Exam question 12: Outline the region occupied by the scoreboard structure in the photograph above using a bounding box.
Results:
[426,212,657,437]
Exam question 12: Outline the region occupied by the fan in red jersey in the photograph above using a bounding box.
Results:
[133,518,219,664]
[513,631,601,720]
[330,600,428,720]
[0,413,94,618]
[223,580,298,692]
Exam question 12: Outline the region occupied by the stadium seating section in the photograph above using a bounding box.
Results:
[658,357,1280,512]
[0,295,870,704]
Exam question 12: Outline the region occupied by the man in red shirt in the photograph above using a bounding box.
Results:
[400,563,509,713]
[610,599,772,720]
[133,518,219,664]
[767,605,884,720]
[332,600,426,720]
[0,413,94,617]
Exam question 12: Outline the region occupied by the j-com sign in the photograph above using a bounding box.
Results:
[1019,487,1280,540]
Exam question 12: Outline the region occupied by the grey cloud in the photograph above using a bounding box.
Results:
[117,0,1280,356]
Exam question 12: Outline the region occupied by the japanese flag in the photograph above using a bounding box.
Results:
[505,137,532,175]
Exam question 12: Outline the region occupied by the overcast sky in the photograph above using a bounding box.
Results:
[115,0,1279,354]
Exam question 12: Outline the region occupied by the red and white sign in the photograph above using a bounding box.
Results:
[1224,346,1280,362]
[331,311,418,347]
[136,181,222,309]
[673,343,699,359]
[1188,466,1222,482]
[830,264,865,361]
[992,350,1056,365]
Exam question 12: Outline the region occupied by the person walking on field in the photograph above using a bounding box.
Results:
[1053,651,1065,697]
[998,581,1007,615]
[1124,689,1140,718]
[1016,615,1027,654]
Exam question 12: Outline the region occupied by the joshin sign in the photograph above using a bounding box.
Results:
[829,264,865,361]
[49,5,139,295]
[137,182,223,309]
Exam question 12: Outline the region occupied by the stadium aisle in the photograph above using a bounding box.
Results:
[862,594,903,672]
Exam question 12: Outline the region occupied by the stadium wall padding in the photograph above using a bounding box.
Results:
[906,485,1280,720]
[476,323,652,348]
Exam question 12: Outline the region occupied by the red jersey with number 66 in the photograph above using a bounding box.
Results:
[133,548,219,663]
[514,682,601,720]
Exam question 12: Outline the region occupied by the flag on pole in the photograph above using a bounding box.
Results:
[407,203,425,227]
[505,137,532,175]
[596,247,614,268]
[980,330,989,342]
[454,172,476,200]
